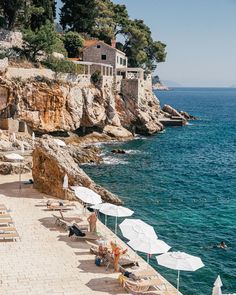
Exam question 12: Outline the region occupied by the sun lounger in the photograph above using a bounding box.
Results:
[105,252,136,270]
[120,276,172,295]
[0,213,11,218]
[0,218,13,226]
[0,227,17,232]
[45,205,73,211]
[72,232,100,240]
[0,232,19,241]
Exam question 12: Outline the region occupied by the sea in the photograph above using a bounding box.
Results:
[83,88,236,295]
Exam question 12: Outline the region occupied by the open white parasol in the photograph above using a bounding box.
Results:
[156,251,204,294]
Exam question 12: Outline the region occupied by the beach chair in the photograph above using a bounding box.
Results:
[0,232,19,242]
[0,218,13,226]
[45,205,73,211]
[105,252,136,271]
[70,224,100,241]
[119,275,172,295]
[0,213,11,218]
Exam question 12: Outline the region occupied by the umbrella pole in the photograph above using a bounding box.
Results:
[115,216,118,234]
[105,215,107,226]
[177,270,180,294]
[19,162,22,190]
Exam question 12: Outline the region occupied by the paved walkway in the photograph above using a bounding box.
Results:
[0,174,178,295]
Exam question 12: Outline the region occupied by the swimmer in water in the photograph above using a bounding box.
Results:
[219,241,227,249]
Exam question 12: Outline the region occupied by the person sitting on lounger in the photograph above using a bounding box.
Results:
[46,200,64,208]
[87,212,97,233]
[110,241,128,272]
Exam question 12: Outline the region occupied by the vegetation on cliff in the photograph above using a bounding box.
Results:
[0,0,166,72]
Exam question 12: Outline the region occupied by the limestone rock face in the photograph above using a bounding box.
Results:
[32,139,122,204]
[116,89,164,135]
[0,77,122,133]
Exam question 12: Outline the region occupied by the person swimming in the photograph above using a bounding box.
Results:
[219,241,227,249]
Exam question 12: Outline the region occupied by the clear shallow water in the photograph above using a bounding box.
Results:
[84,88,236,295]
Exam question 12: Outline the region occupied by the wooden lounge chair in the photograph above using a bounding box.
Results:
[0,218,13,226]
[0,226,17,232]
[105,252,136,270]
[45,205,73,211]
[119,275,172,295]
[0,213,11,218]
[0,232,19,241]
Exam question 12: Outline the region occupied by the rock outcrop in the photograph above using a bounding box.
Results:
[32,138,122,204]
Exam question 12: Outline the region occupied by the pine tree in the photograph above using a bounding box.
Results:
[30,0,56,30]
[60,0,97,33]
[0,0,23,29]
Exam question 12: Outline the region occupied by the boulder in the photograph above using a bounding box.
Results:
[162,105,187,122]
[179,111,197,120]
[0,162,31,175]
[103,125,133,140]
[32,138,122,204]
[111,149,126,154]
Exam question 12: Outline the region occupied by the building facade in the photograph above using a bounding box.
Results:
[83,41,127,71]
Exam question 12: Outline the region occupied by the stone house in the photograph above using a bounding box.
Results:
[83,40,127,71]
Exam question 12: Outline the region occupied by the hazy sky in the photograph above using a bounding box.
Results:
[57,0,236,87]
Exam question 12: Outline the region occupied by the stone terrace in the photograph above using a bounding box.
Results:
[0,174,179,295]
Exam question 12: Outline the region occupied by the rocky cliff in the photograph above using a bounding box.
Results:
[0,71,164,136]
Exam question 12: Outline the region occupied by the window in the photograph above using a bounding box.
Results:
[117,56,119,63]
[123,59,126,66]
[97,45,101,48]
[120,57,122,64]
[101,54,106,60]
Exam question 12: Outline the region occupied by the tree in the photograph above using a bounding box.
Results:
[30,0,56,30]
[122,19,166,72]
[64,31,83,58]
[0,0,23,29]
[23,21,59,61]
[92,0,129,44]
[60,0,97,33]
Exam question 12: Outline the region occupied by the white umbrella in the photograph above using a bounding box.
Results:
[5,153,24,189]
[99,203,134,233]
[119,219,158,241]
[63,174,68,190]
[128,237,171,263]
[156,251,204,293]
[212,275,223,295]
[54,139,66,147]
[72,186,102,205]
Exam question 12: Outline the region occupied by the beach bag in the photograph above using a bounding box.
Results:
[95,257,101,266]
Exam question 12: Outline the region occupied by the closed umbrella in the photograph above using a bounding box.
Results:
[212,275,223,295]
[63,174,68,198]
[63,174,68,190]
[5,153,24,189]
[99,203,134,233]
[21,142,25,154]
[119,219,158,241]
[72,186,102,205]
[128,237,170,263]
[156,251,204,294]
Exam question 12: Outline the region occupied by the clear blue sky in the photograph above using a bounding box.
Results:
[57,0,236,87]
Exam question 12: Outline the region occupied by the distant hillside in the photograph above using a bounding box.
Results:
[162,80,182,87]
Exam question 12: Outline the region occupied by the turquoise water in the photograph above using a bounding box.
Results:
[83,88,236,295]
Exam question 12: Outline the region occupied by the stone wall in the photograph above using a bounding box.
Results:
[0,58,8,74]
[84,42,116,69]
[121,79,140,101]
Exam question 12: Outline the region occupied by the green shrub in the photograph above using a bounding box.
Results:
[64,31,83,58]
[43,56,84,75]
[91,70,102,84]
